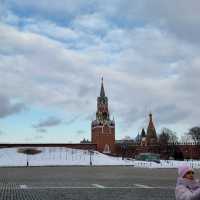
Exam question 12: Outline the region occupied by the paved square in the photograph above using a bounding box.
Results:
[0,166,191,200]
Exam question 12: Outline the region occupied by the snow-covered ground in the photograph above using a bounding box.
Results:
[0,147,200,168]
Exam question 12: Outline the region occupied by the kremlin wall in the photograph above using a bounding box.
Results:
[90,79,200,160]
[1,79,200,160]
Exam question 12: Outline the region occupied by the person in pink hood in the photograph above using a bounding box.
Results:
[175,165,200,200]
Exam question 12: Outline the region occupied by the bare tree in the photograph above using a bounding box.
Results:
[18,148,42,155]
[180,132,194,143]
[187,127,200,143]
[159,128,178,145]
[159,131,170,145]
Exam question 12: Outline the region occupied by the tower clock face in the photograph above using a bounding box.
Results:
[102,112,107,119]
[100,97,107,104]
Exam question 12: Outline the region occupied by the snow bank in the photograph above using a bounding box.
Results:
[0,147,200,168]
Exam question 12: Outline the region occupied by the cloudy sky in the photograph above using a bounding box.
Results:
[0,0,200,143]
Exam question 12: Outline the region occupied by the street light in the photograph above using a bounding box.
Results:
[89,150,94,166]
[26,153,29,167]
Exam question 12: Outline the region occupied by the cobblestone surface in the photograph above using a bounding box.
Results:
[0,166,182,200]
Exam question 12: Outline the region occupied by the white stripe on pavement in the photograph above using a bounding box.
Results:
[134,184,154,188]
[0,185,174,190]
[92,184,106,188]
[27,186,94,189]
[20,185,28,189]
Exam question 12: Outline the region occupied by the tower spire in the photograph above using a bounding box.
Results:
[146,113,157,145]
[100,77,105,97]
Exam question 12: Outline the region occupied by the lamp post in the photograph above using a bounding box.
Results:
[121,143,128,160]
[26,153,29,167]
[89,150,93,166]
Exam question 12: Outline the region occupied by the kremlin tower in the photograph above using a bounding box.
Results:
[91,78,115,153]
[145,113,158,145]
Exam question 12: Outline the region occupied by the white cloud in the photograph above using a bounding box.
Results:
[0,94,26,118]
[71,13,110,33]
[33,116,63,129]
[3,0,200,45]
[23,21,79,43]
[0,1,200,140]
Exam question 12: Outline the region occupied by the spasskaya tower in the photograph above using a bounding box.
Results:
[91,78,115,153]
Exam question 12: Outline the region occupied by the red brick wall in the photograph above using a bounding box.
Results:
[177,144,200,159]
[114,143,200,160]
[92,125,115,153]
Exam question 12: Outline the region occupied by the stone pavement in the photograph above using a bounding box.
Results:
[0,166,182,200]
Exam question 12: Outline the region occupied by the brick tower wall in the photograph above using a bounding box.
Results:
[92,125,115,153]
